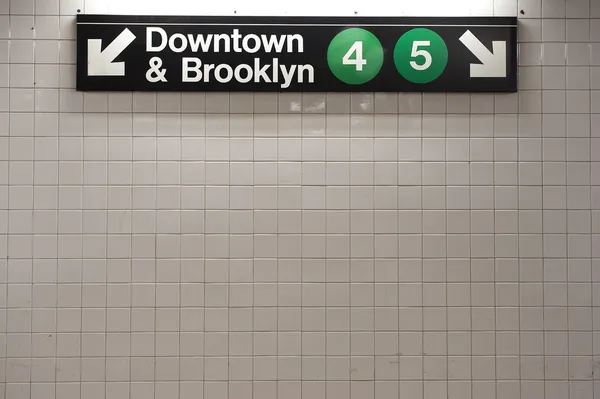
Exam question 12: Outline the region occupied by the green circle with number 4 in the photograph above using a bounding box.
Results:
[327,28,384,85]
[394,28,448,84]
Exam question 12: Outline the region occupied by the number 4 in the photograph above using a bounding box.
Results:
[343,41,367,71]
[410,41,432,71]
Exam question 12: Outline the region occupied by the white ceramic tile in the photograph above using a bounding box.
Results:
[566,67,590,89]
[34,64,58,88]
[9,88,33,111]
[34,40,59,64]
[542,0,566,17]
[0,16,8,38]
[10,64,33,87]
[542,18,566,42]
[567,43,591,65]
[9,39,33,63]
[58,40,75,64]
[543,43,567,65]
[519,43,543,65]
[59,0,83,15]
[34,16,59,39]
[567,19,590,43]
[10,16,34,39]
[58,64,75,88]
[58,16,76,40]
[35,0,59,15]
[567,0,590,18]
[10,0,33,14]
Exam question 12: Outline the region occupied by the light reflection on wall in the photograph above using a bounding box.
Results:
[84,0,516,17]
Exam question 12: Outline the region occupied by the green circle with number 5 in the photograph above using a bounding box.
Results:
[394,28,448,84]
[327,28,384,85]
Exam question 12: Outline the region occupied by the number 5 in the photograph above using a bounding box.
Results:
[410,41,432,71]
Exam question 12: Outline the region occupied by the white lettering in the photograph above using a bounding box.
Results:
[234,64,253,83]
[261,34,285,53]
[254,58,271,83]
[203,64,215,82]
[287,34,304,52]
[214,63,233,82]
[297,65,314,83]
[272,57,278,83]
[280,64,296,89]
[148,30,304,54]
[180,57,314,87]
[147,27,167,52]
[182,58,202,82]
[188,34,213,52]
[214,33,231,52]
[232,29,242,52]
[242,34,261,53]
[169,33,187,53]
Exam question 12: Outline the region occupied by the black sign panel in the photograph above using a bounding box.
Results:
[76,15,517,92]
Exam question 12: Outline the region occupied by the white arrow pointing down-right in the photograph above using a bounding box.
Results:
[459,30,507,78]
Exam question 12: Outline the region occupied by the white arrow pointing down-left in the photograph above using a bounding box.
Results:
[88,28,136,76]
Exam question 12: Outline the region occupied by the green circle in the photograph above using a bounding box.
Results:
[394,28,448,84]
[327,28,384,85]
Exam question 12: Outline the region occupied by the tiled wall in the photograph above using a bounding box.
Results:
[1,0,600,398]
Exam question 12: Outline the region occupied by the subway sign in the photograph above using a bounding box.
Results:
[76,15,517,92]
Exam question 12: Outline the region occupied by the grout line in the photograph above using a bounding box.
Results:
[2,0,7,394]
[153,91,158,399]
[540,20,547,399]
[491,88,496,399]
[176,93,182,399]
[296,92,300,399]
[251,93,256,399]
[515,44,521,399]
[444,92,449,399]
[323,93,327,399]
[395,96,401,398]
[348,96,352,399]
[563,5,569,397]
[129,90,134,399]
[201,92,207,399]
[52,2,58,397]
[101,84,108,399]
[589,0,594,395]
[371,105,375,399]
[420,92,424,399]
[467,90,473,399]
[30,0,35,391]
[226,92,231,399]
